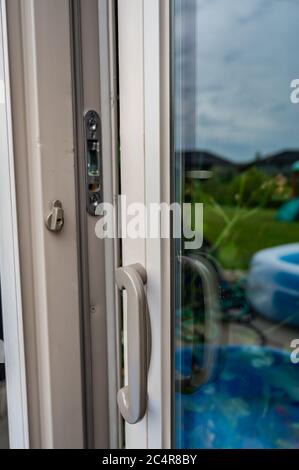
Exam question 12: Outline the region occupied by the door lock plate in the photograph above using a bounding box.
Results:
[84,110,103,216]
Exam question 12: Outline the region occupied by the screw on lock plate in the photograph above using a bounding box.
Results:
[45,200,64,233]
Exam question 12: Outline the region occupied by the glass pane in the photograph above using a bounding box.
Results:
[172,0,299,449]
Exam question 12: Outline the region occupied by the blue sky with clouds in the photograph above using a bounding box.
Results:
[175,0,299,162]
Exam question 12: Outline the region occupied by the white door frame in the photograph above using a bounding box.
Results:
[118,0,171,449]
[70,0,112,449]
[98,0,122,449]
[0,0,29,449]
[5,0,85,448]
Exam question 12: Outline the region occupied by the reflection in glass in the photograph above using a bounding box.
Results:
[172,0,299,449]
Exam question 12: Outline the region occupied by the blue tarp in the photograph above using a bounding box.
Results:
[276,198,299,222]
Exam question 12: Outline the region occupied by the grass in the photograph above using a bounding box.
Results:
[201,205,299,270]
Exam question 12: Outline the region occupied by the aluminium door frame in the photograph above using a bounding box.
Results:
[70,0,113,449]
[4,0,119,449]
[0,0,29,449]
[117,0,171,448]
[98,0,122,449]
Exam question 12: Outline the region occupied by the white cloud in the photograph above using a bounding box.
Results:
[174,0,299,161]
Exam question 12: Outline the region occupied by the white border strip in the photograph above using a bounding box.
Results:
[0,0,29,449]
[144,0,171,449]
[144,0,163,449]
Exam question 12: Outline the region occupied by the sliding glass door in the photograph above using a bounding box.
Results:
[117,0,299,449]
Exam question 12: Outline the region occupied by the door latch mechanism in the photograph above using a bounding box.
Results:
[45,200,64,233]
[84,110,103,216]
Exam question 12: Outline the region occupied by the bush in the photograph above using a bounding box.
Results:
[186,166,291,209]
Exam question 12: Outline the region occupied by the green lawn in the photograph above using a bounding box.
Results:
[201,205,299,270]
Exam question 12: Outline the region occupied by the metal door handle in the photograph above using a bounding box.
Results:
[179,255,220,390]
[116,263,151,424]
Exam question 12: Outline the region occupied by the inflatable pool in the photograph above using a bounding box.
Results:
[247,244,299,327]
[175,345,299,449]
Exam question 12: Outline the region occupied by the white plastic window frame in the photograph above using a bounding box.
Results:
[0,0,29,449]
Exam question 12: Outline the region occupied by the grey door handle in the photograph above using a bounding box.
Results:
[179,255,220,390]
[116,264,151,424]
